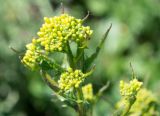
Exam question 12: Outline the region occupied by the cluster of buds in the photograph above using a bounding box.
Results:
[82,83,94,101]
[37,14,93,52]
[120,79,143,99]
[58,68,86,91]
[21,39,45,70]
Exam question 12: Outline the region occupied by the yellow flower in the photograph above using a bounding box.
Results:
[82,83,93,100]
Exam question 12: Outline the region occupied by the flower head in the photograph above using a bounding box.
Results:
[37,14,93,52]
[58,68,86,91]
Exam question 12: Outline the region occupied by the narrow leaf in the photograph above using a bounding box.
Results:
[85,24,112,70]
[40,70,59,91]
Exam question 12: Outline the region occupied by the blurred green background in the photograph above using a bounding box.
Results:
[0,0,160,116]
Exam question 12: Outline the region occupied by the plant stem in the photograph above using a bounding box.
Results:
[122,100,134,116]
[78,106,84,116]
[77,88,87,116]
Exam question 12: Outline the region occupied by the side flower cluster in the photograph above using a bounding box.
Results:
[116,88,159,115]
[37,14,93,52]
[58,68,86,91]
[82,83,93,101]
[21,39,45,70]
[120,79,143,99]
[130,88,159,115]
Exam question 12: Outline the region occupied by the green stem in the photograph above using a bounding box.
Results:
[77,88,87,116]
[122,102,131,116]
[122,99,134,116]
[88,106,93,116]
[78,106,84,116]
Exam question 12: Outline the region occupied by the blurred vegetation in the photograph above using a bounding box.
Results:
[0,0,160,116]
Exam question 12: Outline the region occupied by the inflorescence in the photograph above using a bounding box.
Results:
[21,13,93,70]
[37,14,93,52]
[120,79,143,99]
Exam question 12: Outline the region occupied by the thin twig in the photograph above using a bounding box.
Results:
[61,2,64,14]
[82,11,90,21]
[97,81,110,97]
[9,46,24,58]
[9,46,21,54]
[129,62,136,79]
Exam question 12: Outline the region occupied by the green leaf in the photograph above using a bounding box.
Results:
[66,41,75,69]
[39,58,65,72]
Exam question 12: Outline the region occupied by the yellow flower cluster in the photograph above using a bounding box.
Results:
[21,39,40,70]
[117,88,159,115]
[21,13,93,70]
[120,79,143,97]
[82,84,93,100]
[130,88,158,115]
[37,14,93,52]
[58,68,86,91]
